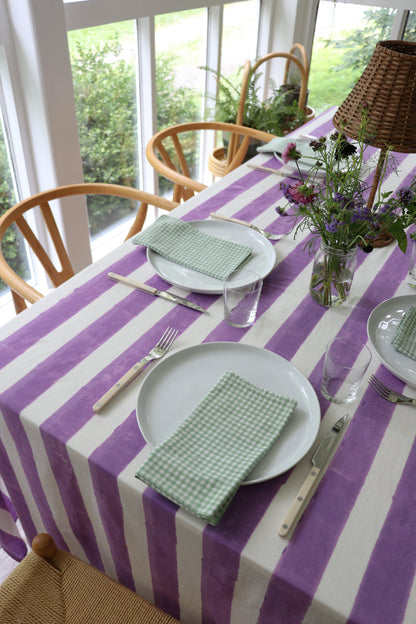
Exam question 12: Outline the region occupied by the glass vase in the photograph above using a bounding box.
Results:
[309,243,357,307]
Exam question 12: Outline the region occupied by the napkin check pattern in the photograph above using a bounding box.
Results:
[136,371,297,525]
[132,215,252,281]
[391,305,416,359]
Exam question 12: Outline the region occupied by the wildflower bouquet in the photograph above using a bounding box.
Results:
[278,120,416,305]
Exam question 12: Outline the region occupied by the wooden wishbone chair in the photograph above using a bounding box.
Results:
[146,121,275,203]
[0,183,178,314]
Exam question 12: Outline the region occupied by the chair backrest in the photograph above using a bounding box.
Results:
[146,121,275,203]
[0,182,177,314]
[237,46,310,129]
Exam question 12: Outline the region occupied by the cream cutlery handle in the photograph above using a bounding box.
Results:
[93,357,150,413]
[108,272,157,295]
[278,467,320,537]
[210,213,251,228]
[246,164,283,175]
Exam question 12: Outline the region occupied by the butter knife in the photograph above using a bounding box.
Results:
[209,212,282,241]
[278,414,348,537]
[108,273,208,314]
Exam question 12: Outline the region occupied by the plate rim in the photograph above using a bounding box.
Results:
[147,219,276,294]
[367,294,416,386]
[136,341,321,484]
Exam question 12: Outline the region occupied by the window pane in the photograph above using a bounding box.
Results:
[0,110,27,298]
[221,1,259,78]
[403,11,416,40]
[154,10,206,196]
[309,2,396,114]
[68,22,139,240]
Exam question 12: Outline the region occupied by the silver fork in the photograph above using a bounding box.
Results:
[93,327,179,413]
[368,374,416,407]
[210,212,283,241]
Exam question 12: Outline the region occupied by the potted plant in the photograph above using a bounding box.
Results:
[202,65,308,132]
[201,64,309,169]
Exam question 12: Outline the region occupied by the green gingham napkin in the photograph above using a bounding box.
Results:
[132,215,252,280]
[391,305,416,359]
[135,371,297,525]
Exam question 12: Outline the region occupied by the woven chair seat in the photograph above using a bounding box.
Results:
[0,534,179,624]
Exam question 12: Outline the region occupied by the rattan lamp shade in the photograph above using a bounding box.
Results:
[333,40,416,153]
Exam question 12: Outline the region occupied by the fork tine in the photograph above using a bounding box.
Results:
[368,375,389,398]
[155,327,170,348]
[158,327,178,351]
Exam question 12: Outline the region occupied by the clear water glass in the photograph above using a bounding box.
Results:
[321,337,372,404]
[223,269,263,328]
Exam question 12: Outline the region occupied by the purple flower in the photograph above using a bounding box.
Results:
[351,206,371,223]
[325,215,340,232]
[282,142,301,164]
[397,186,414,203]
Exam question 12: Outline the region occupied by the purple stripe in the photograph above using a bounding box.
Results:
[0,528,27,561]
[0,489,17,519]
[88,411,147,589]
[0,247,146,369]
[347,437,416,624]
[142,488,180,619]
[257,375,397,624]
[201,477,289,624]
[0,437,36,554]
[0,293,160,567]
[0,404,69,552]
[196,237,404,623]
[257,246,408,623]
[39,423,104,568]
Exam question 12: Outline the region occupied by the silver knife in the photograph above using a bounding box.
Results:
[209,212,282,240]
[108,272,208,314]
[278,414,348,537]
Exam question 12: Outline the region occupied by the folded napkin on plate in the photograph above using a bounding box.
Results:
[257,136,326,177]
[391,305,416,359]
[257,135,317,159]
[132,214,252,280]
[135,371,297,525]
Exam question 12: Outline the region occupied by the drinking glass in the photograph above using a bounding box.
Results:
[223,269,263,328]
[321,337,372,404]
[408,237,416,288]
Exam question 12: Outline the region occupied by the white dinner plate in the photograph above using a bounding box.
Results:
[367,295,416,388]
[136,342,321,484]
[147,220,276,294]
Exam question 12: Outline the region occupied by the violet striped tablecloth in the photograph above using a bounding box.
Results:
[1,108,416,624]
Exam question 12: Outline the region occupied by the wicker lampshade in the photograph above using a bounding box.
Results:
[333,40,416,153]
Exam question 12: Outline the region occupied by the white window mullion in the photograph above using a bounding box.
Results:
[201,5,224,185]
[136,16,157,195]
[391,9,410,38]
[5,0,91,275]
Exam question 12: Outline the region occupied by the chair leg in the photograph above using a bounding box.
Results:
[11,290,27,315]
[124,203,148,240]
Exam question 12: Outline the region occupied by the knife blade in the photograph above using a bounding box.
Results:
[278,414,348,537]
[108,272,208,314]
